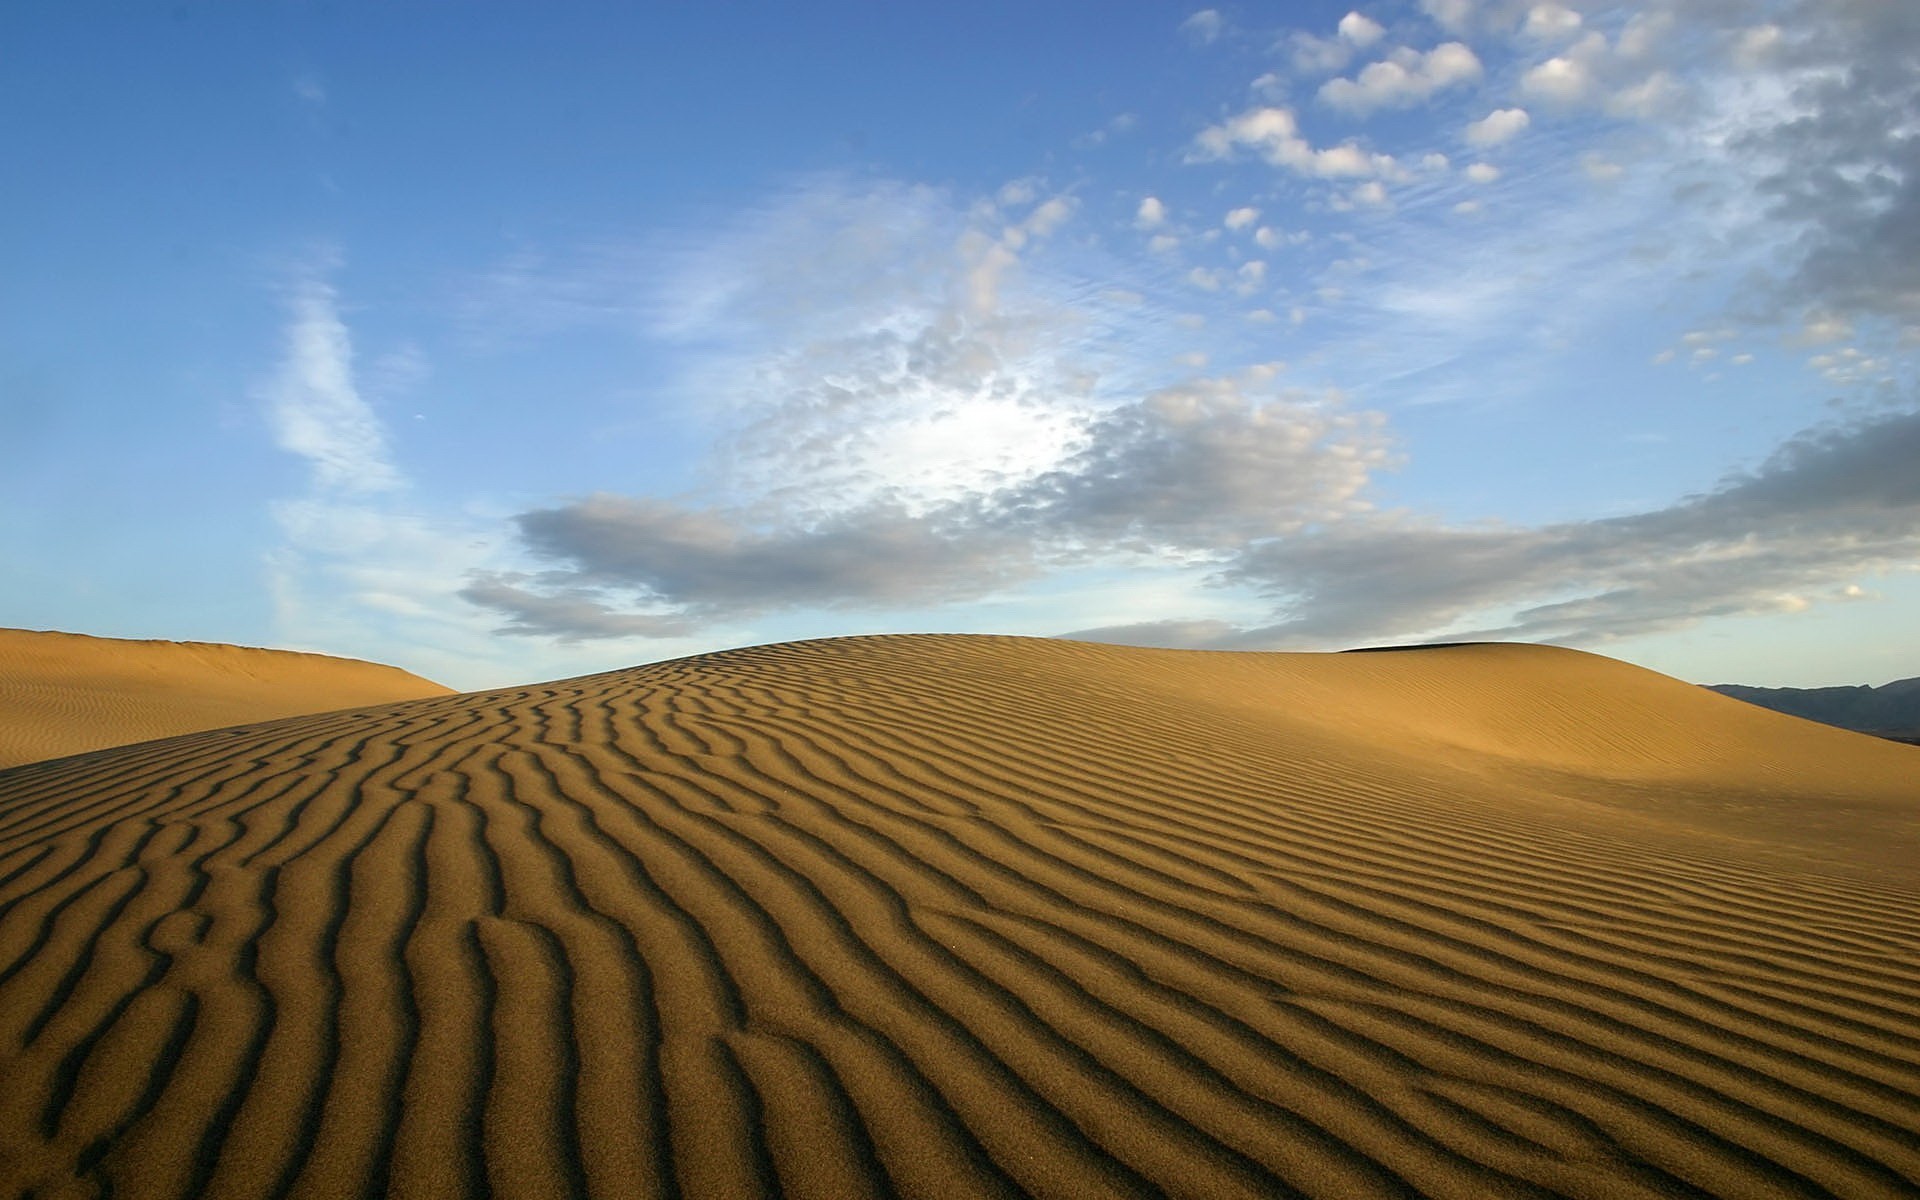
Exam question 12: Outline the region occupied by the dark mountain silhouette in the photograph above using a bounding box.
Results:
[1708,675,1920,745]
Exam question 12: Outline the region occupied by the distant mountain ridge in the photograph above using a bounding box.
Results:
[1708,675,1920,744]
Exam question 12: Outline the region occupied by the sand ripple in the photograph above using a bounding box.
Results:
[1,636,1916,1198]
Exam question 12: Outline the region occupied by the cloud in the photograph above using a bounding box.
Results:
[1520,54,1594,104]
[1318,43,1483,113]
[1190,107,1396,178]
[1733,4,1920,325]
[472,270,1396,641]
[1135,195,1167,228]
[1337,11,1386,47]
[1203,404,1920,649]
[458,574,699,642]
[1465,162,1500,183]
[1521,4,1582,42]
[1180,9,1223,44]
[1419,0,1473,34]
[258,268,401,494]
[1224,206,1260,231]
[498,495,1035,616]
[1464,107,1530,146]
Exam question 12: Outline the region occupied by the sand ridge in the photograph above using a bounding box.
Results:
[0,628,452,769]
[0,634,1916,1198]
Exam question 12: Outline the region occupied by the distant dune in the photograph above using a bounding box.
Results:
[1,635,1916,1198]
[0,628,452,769]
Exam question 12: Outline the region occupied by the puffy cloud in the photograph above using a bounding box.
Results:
[1464,106,1530,146]
[1224,205,1261,231]
[1318,42,1483,113]
[1187,266,1225,291]
[1347,180,1392,208]
[1522,4,1582,42]
[1180,9,1223,44]
[1135,195,1167,228]
[1338,11,1386,47]
[1420,0,1473,34]
[1190,106,1393,178]
[1520,54,1594,103]
[1465,161,1501,183]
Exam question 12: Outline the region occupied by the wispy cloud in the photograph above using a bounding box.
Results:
[1065,402,1920,651]
[258,267,400,494]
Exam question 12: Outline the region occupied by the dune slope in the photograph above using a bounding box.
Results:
[0,635,1916,1199]
[0,628,452,769]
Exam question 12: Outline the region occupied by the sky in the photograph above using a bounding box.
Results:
[4,0,1918,691]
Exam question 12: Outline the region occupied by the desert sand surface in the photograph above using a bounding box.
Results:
[0,628,452,769]
[1,634,1916,1199]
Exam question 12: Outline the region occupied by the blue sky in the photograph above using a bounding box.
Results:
[5,1,1918,690]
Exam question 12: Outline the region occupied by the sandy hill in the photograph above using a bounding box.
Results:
[0,634,1916,1199]
[0,628,452,769]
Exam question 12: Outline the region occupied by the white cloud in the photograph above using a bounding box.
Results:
[1465,161,1501,183]
[259,271,401,495]
[1420,0,1473,34]
[1148,233,1181,254]
[1023,195,1076,238]
[1581,153,1623,182]
[1733,24,1783,70]
[1521,54,1595,104]
[1135,195,1167,228]
[1318,42,1483,113]
[1522,4,1582,42]
[1180,9,1223,43]
[1607,72,1680,119]
[1338,11,1386,47]
[1224,206,1261,231]
[1464,107,1530,146]
[997,179,1036,207]
[1346,180,1392,209]
[1188,266,1225,291]
[1452,199,1484,215]
[1190,106,1392,179]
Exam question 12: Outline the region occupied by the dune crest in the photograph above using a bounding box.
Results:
[0,628,452,769]
[1,634,1916,1198]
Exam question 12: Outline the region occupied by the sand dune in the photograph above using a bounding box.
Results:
[0,634,1915,1198]
[0,628,451,769]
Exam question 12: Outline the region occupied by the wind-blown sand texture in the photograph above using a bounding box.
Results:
[0,628,452,769]
[1,635,1916,1199]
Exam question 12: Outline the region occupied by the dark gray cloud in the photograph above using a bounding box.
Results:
[1737,1,1920,325]
[497,494,1035,618]
[459,574,699,643]
[1198,404,1920,649]
[465,382,1389,639]
[1003,384,1389,550]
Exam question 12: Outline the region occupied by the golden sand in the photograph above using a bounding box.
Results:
[0,628,451,769]
[1,634,1915,1198]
